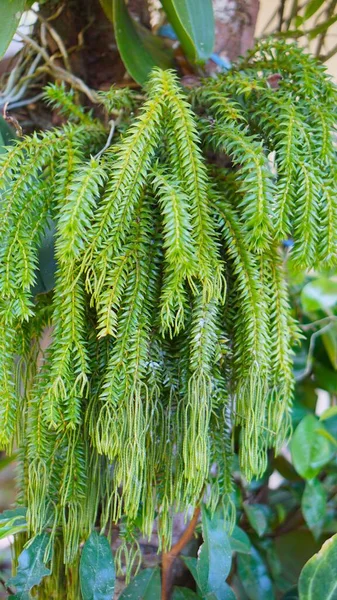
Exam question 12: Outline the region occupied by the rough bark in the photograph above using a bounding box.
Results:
[213,0,260,62]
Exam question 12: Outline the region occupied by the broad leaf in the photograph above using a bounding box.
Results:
[112,0,172,85]
[298,534,337,599]
[0,507,27,539]
[119,568,161,599]
[301,277,337,313]
[301,480,326,539]
[80,531,115,600]
[197,506,232,599]
[229,526,251,555]
[243,503,269,537]
[0,0,25,59]
[181,556,198,583]
[322,323,337,370]
[237,546,275,600]
[172,588,201,599]
[161,0,214,62]
[8,534,51,599]
[291,414,332,479]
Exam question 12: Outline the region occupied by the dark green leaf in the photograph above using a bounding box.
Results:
[181,556,199,584]
[0,116,16,152]
[31,221,56,296]
[112,0,172,85]
[298,534,337,599]
[229,526,251,555]
[119,568,161,599]
[282,588,298,600]
[322,324,337,370]
[197,506,232,599]
[172,587,201,599]
[291,414,332,479]
[301,277,337,313]
[243,503,269,537]
[301,479,327,539]
[237,546,275,600]
[0,0,25,59]
[313,363,337,394]
[7,534,51,599]
[80,531,115,600]
[161,0,214,62]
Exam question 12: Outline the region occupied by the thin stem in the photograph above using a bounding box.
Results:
[161,506,201,600]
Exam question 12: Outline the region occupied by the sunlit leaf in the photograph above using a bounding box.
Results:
[291,414,333,479]
[161,0,214,62]
[0,0,25,59]
[301,277,337,313]
[298,534,337,599]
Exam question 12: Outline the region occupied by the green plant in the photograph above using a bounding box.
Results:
[0,36,336,598]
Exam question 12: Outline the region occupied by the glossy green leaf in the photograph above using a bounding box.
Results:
[243,503,269,537]
[112,0,172,85]
[80,531,115,600]
[291,414,333,479]
[303,0,325,21]
[161,0,214,62]
[237,546,274,600]
[119,568,161,599]
[172,588,201,599]
[322,323,337,370]
[0,507,27,539]
[301,277,337,313]
[298,534,337,599]
[197,506,232,599]
[0,0,25,59]
[7,533,51,599]
[301,479,326,539]
[229,526,251,555]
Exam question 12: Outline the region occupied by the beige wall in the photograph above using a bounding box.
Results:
[256,0,337,79]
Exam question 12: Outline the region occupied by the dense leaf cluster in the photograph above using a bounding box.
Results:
[0,40,336,596]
